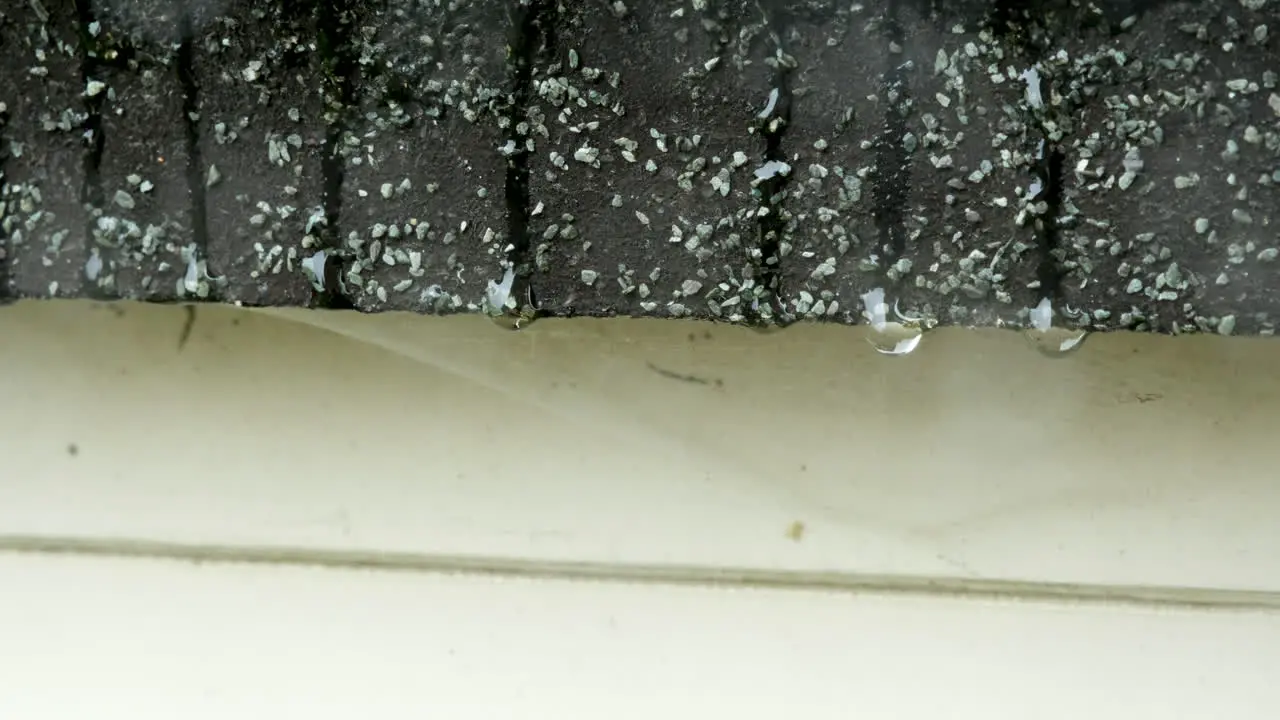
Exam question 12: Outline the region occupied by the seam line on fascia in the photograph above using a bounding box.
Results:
[2,534,1279,613]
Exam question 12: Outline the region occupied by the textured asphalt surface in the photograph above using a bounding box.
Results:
[1,0,1278,334]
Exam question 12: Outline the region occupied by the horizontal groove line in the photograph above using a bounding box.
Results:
[1,534,1278,613]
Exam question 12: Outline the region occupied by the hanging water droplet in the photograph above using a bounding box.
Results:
[867,322,925,355]
[484,267,540,331]
[490,301,540,331]
[745,292,790,333]
[1024,297,1088,357]
[861,287,889,326]
[861,286,929,356]
[483,267,515,314]
[300,250,327,292]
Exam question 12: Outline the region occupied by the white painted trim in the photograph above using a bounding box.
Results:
[4,553,1280,719]
[5,300,1280,716]
[3,300,1278,592]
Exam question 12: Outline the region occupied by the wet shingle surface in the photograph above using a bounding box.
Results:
[3,0,1278,335]
[1,0,95,300]
[772,5,889,324]
[335,0,511,314]
[1052,1,1280,335]
[191,0,323,307]
[526,1,778,321]
[93,39,194,301]
[890,4,1052,326]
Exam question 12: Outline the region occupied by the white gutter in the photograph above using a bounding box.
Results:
[2,300,1280,715]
